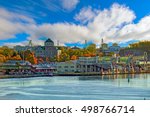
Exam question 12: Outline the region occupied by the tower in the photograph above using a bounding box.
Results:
[57,40,59,46]
[101,38,104,44]
[85,40,87,48]
[28,40,33,47]
[27,40,33,51]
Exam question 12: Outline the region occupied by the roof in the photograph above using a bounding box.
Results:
[45,38,54,43]
[71,46,80,50]
[35,46,45,50]
[3,60,31,65]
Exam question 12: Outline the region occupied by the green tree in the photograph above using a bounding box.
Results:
[86,44,96,54]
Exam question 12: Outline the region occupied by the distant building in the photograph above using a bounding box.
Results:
[32,63,56,75]
[34,38,57,58]
[1,60,32,74]
[109,43,121,54]
[100,39,121,55]
[56,60,77,73]
[14,45,32,52]
[77,56,99,72]
[44,38,57,58]
[14,38,57,58]
[34,46,45,57]
[71,46,80,50]
[3,60,31,66]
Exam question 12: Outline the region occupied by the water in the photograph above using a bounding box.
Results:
[0,74,150,100]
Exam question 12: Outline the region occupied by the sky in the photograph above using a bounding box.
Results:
[0,0,150,48]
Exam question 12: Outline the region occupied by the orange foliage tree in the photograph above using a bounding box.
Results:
[11,55,22,60]
[0,54,6,63]
[24,50,37,64]
[70,55,77,60]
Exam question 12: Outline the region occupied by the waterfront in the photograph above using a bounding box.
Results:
[0,74,150,100]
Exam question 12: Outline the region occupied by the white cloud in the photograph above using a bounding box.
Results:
[1,3,150,48]
[27,23,89,46]
[61,0,79,11]
[4,41,29,48]
[0,8,35,40]
[0,8,35,24]
[74,6,99,24]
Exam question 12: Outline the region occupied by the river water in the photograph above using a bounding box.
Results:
[0,74,150,100]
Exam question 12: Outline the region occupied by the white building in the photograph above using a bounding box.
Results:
[3,60,31,66]
[77,56,99,72]
[56,60,77,73]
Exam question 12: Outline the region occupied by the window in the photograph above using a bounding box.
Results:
[64,66,68,68]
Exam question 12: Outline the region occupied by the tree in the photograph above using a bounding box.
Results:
[37,57,44,63]
[71,55,77,60]
[59,53,70,62]
[83,53,91,57]
[0,54,6,63]
[98,52,103,57]
[24,50,37,64]
[86,44,96,54]
[11,55,22,60]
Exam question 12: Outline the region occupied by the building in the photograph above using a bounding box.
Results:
[100,39,121,55]
[1,60,32,75]
[14,45,32,52]
[3,60,31,66]
[77,56,99,72]
[34,38,57,58]
[32,63,56,75]
[44,38,57,58]
[14,38,57,59]
[34,46,45,57]
[71,46,80,50]
[109,43,121,54]
[56,61,77,73]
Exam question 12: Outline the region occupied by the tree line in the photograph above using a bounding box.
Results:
[0,41,149,64]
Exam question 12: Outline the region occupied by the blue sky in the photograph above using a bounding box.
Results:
[0,0,150,47]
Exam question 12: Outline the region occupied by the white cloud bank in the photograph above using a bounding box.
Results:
[0,3,150,47]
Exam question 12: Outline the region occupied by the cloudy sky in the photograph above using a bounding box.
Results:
[0,0,150,47]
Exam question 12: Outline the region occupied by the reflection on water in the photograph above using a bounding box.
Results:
[0,74,150,100]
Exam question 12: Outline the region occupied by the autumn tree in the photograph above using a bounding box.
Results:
[0,54,6,63]
[37,57,44,64]
[23,50,37,64]
[10,55,22,60]
[70,55,77,60]
[59,53,70,62]
[86,43,96,54]
[0,46,22,62]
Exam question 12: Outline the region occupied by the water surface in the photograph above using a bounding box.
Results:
[0,74,150,100]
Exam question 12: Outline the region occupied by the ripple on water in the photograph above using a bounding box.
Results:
[0,74,150,100]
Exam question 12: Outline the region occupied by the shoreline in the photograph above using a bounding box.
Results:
[0,72,150,79]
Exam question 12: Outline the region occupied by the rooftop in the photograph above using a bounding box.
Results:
[45,38,54,43]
